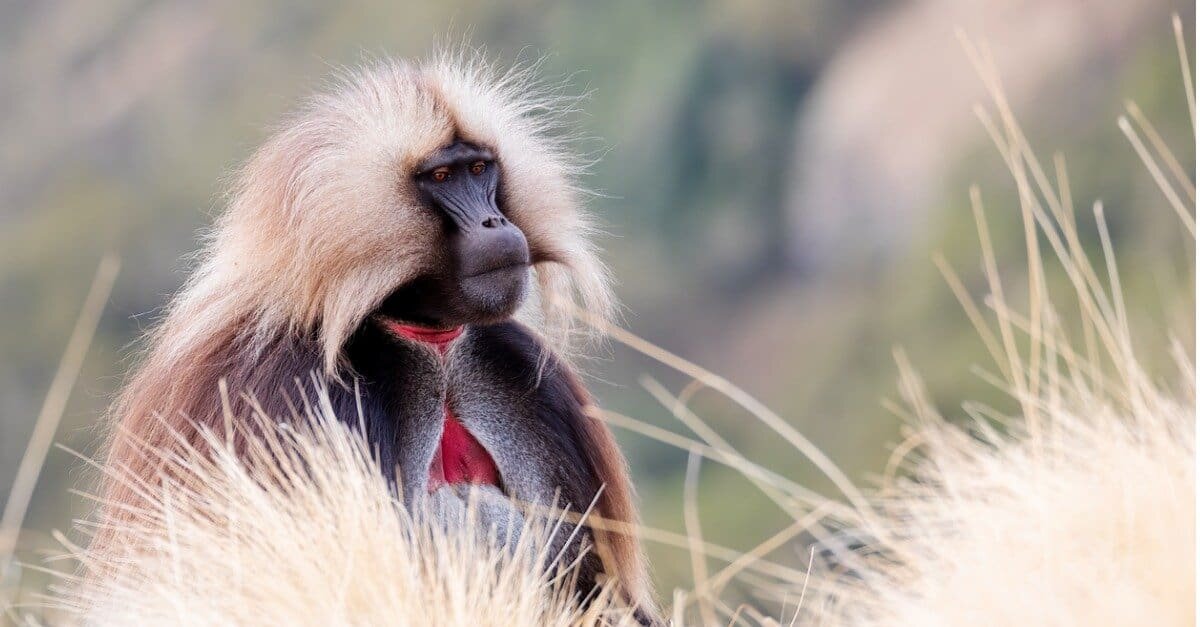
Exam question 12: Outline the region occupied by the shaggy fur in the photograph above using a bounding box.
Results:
[95,50,653,605]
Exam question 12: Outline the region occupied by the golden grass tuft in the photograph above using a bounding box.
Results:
[810,354,1194,626]
[40,391,637,626]
[799,29,1196,626]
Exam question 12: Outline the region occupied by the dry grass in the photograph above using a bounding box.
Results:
[34,390,637,626]
[796,29,1196,626]
[576,20,1195,626]
[796,29,1196,625]
[809,354,1194,626]
[0,257,118,579]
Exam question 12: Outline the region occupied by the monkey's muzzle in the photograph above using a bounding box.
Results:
[453,215,531,319]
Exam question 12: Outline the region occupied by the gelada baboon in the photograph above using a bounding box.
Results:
[99,53,656,620]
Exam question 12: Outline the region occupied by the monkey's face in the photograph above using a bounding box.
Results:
[374,141,531,328]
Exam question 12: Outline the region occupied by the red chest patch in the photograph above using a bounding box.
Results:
[427,404,500,492]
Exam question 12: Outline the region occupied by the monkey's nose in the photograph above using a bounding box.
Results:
[481,216,509,229]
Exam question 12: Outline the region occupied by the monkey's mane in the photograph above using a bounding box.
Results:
[175,50,613,375]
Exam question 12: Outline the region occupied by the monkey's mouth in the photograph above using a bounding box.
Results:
[459,260,530,280]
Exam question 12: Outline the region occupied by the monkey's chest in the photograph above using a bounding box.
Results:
[365,321,577,505]
[378,321,502,492]
[427,403,499,491]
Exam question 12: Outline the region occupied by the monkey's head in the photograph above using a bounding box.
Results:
[206,55,613,371]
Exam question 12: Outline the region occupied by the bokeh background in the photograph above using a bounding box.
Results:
[1,0,1194,602]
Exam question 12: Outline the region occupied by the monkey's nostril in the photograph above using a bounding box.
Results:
[481,216,507,228]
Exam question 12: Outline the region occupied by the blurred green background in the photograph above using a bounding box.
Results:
[1,0,1194,603]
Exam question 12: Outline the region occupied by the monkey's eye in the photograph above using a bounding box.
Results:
[430,167,451,182]
[469,161,487,176]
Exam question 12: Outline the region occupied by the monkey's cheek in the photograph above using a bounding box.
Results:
[457,269,530,322]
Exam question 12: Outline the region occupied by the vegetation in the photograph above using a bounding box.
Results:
[46,396,637,626]
[0,2,1194,623]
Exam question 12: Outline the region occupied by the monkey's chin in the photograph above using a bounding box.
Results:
[455,266,529,323]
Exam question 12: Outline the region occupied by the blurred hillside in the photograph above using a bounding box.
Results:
[1,0,1193,599]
